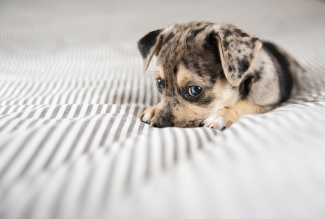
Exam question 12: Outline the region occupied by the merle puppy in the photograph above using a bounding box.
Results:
[138,21,305,129]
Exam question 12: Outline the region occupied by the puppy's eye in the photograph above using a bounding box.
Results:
[188,86,202,97]
[156,78,164,89]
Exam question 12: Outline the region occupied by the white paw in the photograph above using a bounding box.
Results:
[203,115,226,130]
[142,114,151,123]
[141,106,157,126]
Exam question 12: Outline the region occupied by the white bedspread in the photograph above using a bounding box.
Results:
[1,0,325,218]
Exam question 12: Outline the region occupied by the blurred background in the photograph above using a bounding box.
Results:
[1,0,325,76]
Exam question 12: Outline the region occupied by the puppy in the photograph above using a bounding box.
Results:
[137,21,305,129]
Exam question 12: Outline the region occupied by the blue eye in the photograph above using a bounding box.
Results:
[188,86,202,96]
[157,78,164,89]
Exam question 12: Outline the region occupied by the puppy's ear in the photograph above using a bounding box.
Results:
[137,29,163,73]
[214,24,262,86]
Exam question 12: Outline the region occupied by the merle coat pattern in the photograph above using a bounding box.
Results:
[138,21,305,129]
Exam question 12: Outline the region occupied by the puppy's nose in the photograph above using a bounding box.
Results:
[156,119,172,128]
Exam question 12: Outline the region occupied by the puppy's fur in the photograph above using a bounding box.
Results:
[137,21,305,129]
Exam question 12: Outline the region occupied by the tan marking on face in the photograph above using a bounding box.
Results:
[155,95,169,111]
[210,80,239,110]
[176,64,206,88]
[155,65,165,80]
[168,83,239,127]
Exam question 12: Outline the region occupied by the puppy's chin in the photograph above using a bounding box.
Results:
[170,119,204,128]
[198,123,205,127]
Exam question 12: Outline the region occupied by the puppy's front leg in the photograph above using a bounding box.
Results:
[141,105,157,126]
[203,101,269,130]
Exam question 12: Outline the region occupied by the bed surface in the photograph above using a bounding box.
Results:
[1,0,325,218]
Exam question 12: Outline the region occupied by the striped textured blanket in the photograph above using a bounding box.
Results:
[1,0,325,218]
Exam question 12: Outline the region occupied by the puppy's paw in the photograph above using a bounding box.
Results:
[141,106,157,126]
[202,115,226,130]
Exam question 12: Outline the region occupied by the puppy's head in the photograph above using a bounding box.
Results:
[138,21,262,128]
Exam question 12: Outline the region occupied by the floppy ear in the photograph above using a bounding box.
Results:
[214,24,262,86]
[137,29,163,73]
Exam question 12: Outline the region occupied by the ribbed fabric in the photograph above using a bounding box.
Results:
[1,0,325,218]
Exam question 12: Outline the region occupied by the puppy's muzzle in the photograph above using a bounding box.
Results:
[156,119,172,128]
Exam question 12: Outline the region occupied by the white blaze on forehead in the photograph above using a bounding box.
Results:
[162,23,176,34]
[212,23,223,31]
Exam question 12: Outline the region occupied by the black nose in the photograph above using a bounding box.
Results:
[156,119,172,128]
